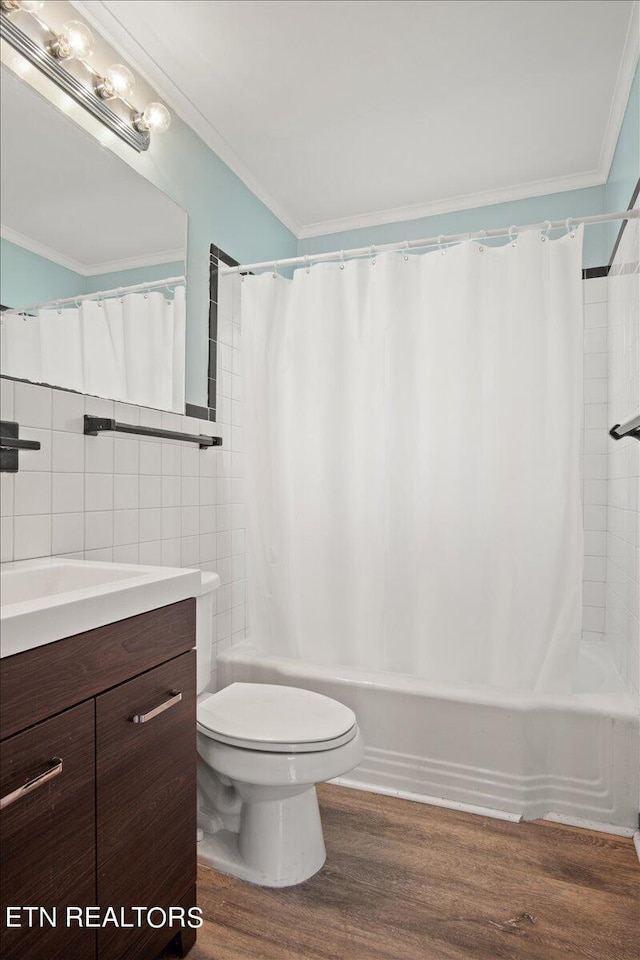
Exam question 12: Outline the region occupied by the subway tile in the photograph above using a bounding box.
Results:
[162,475,182,507]
[85,435,113,473]
[182,506,199,537]
[114,509,139,546]
[85,511,113,551]
[114,474,139,510]
[139,508,162,542]
[139,440,162,475]
[1,377,14,420]
[52,431,84,473]
[114,437,139,474]
[52,473,84,514]
[161,538,182,567]
[85,473,113,512]
[52,512,84,555]
[139,540,162,565]
[181,535,199,566]
[583,302,607,328]
[0,473,13,517]
[84,396,114,418]
[200,533,216,563]
[216,531,232,559]
[52,389,85,431]
[21,428,51,472]
[139,474,162,509]
[1,514,13,562]
[113,544,139,563]
[14,472,51,516]
[161,507,182,540]
[14,514,51,560]
[14,382,52,429]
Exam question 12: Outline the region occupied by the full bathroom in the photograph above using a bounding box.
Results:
[0,1,638,958]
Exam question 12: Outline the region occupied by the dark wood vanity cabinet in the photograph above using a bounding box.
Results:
[0,600,197,960]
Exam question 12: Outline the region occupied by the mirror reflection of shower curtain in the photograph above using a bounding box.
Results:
[0,285,185,413]
[242,229,585,693]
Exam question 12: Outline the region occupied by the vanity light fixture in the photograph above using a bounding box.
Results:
[0,1,171,151]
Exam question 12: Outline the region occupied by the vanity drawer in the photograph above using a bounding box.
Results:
[0,599,196,739]
[96,650,197,960]
[0,700,96,960]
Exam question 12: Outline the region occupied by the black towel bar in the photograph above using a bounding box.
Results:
[84,415,222,449]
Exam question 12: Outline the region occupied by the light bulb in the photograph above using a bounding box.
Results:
[19,1,45,11]
[96,63,135,100]
[106,64,135,98]
[141,101,171,133]
[50,20,94,60]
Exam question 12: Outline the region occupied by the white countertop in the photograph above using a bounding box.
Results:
[0,557,205,659]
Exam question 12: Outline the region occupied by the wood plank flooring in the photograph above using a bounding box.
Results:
[188,784,639,960]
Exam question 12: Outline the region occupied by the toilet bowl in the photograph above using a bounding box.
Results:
[195,575,363,887]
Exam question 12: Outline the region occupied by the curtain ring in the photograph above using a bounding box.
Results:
[477,229,486,253]
[272,260,278,279]
[303,255,310,274]
[339,250,345,270]
[565,218,575,239]
[370,245,376,265]
[438,235,446,255]
[56,300,62,315]
[403,240,409,261]
[118,287,125,304]
[508,225,517,247]
[541,220,552,242]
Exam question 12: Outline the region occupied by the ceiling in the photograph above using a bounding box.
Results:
[80,0,637,238]
[0,65,186,273]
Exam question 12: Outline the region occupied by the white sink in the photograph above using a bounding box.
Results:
[0,557,203,658]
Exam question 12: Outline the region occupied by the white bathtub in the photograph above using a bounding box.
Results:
[218,641,639,833]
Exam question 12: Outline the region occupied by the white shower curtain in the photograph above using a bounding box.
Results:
[1,285,185,413]
[242,229,585,693]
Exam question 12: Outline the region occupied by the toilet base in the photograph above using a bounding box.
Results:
[197,785,327,887]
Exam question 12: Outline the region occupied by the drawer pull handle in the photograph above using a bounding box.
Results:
[130,690,182,724]
[0,757,63,811]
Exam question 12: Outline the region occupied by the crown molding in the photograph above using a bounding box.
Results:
[597,0,639,182]
[85,248,184,276]
[296,170,605,240]
[1,225,183,277]
[72,0,302,237]
[1,224,85,275]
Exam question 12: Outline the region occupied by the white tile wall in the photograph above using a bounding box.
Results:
[605,210,639,701]
[0,367,247,691]
[581,276,609,642]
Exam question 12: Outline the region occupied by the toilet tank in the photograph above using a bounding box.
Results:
[195,571,221,694]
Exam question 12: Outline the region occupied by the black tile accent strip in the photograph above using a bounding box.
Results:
[185,403,209,421]
[583,266,610,279]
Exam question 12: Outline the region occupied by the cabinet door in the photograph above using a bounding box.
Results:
[0,700,96,960]
[96,650,196,960]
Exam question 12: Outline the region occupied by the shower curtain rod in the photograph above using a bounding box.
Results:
[5,276,186,315]
[220,209,639,275]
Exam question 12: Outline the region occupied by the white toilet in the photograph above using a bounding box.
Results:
[195,573,364,888]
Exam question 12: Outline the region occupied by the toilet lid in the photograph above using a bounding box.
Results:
[197,683,357,753]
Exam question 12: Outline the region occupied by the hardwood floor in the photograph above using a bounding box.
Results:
[188,784,639,960]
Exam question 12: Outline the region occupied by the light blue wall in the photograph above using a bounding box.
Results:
[103,114,297,407]
[0,237,86,307]
[605,61,639,252]
[84,260,185,294]
[298,185,609,268]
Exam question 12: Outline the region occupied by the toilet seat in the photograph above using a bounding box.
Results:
[197,682,358,754]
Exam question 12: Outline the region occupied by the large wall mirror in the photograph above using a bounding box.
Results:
[0,65,188,413]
